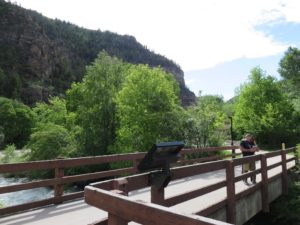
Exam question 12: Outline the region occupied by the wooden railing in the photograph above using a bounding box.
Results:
[85,147,297,225]
[0,145,239,216]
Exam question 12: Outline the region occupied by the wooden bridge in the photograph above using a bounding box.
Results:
[0,145,297,225]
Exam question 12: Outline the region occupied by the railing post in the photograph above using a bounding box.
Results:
[260,154,269,212]
[226,160,236,224]
[281,144,288,195]
[133,158,139,173]
[232,148,236,159]
[108,213,128,225]
[151,185,165,205]
[54,167,64,204]
[294,147,299,165]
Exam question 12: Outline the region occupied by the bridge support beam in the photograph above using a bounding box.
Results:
[108,213,128,225]
[260,154,269,212]
[226,160,236,224]
[151,185,165,205]
[281,149,288,195]
[54,167,64,204]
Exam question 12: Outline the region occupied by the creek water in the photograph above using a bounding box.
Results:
[0,175,53,207]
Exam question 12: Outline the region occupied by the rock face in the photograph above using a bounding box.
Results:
[0,0,195,106]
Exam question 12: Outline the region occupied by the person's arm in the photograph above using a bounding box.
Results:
[240,145,255,153]
[240,142,255,153]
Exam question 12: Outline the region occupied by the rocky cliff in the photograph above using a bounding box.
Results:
[0,0,195,106]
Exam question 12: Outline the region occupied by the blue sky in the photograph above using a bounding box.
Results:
[185,54,284,100]
[185,20,300,100]
[12,0,300,100]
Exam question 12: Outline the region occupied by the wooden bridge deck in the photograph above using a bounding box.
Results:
[0,153,295,225]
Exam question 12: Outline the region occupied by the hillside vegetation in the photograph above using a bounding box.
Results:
[0,0,195,106]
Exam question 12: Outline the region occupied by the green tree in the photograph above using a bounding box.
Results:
[184,95,227,147]
[26,123,75,161]
[0,97,34,148]
[234,67,297,146]
[278,47,300,112]
[33,97,76,131]
[114,65,182,152]
[278,47,300,89]
[66,52,128,156]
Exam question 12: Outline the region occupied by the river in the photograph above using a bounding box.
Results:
[0,176,53,207]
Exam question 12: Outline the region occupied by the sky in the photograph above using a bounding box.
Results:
[11,0,300,99]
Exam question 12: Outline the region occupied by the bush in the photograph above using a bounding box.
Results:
[1,144,16,163]
[26,123,75,161]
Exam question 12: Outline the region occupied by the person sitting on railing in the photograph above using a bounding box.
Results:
[240,134,259,185]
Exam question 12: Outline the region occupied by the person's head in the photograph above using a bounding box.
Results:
[244,134,253,141]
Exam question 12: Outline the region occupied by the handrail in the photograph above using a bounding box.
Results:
[85,186,232,225]
[0,145,239,216]
[84,146,298,225]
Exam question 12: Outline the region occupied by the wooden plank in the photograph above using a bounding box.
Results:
[225,160,235,224]
[0,146,238,174]
[0,197,57,216]
[54,167,64,204]
[286,157,296,163]
[196,199,227,217]
[108,213,128,225]
[172,160,227,180]
[265,150,281,158]
[182,146,239,154]
[281,150,288,195]
[0,167,135,194]
[234,169,262,182]
[0,192,84,216]
[164,180,226,207]
[61,167,135,184]
[267,162,282,171]
[85,186,232,225]
[232,155,260,166]
[260,154,269,212]
[285,147,297,154]
[0,152,145,173]
[151,185,165,204]
[235,183,261,200]
[0,178,56,194]
[178,154,241,166]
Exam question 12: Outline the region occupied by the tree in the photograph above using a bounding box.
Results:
[114,64,183,152]
[26,123,75,161]
[278,47,300,112]
[66,52,128,156]
[278,47,300,89]
[0,97,34,148]
[233,67,297,146]
[184,95,227,147]
[33,97,76,131]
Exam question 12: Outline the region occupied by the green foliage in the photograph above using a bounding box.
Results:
[67,52,128,156]
[0,1,192,105]
[278,47,300,112]
[114,65,183,152]
[278,47,300,89]
[1,144,16,163]
[0,144,26,164]
[33,97,77,131]
[0,97,34,148]
[26,123,75,161]
[233,67,297,146]
[184,95,227,147]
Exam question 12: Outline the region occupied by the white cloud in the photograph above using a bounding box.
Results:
[12,0,300,70]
